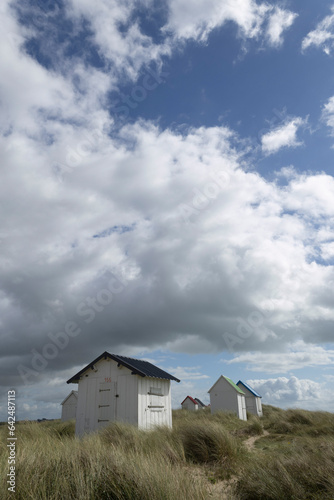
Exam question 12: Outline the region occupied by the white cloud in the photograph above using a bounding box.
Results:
[164,0,296,47]
[65,0,298,72]
[261,117,307,154]
[283,172,334,218]
[228,341,334,373]
[0,2,113,146]
[302,6,334,54]
[67,0,172,81]
[322,95,334,136]
[164,0,269,41]
[167,366,210,380]
[247,376,332,411]
[266,7,298,47]
[320,241,334,262]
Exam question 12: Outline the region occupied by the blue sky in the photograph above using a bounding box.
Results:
[1,0,334,420]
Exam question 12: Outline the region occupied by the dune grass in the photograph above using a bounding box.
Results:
[262,405,334,436]
[236,435,334,500]
[1,405,334,499]
[235,406,334,500]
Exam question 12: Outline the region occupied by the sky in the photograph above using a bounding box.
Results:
[1,0,334,420]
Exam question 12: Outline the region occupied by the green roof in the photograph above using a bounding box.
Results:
[223,376,245,394]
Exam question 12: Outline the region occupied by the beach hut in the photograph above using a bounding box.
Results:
[194,397,206,408]
[181,396,198,411]
[60,390,78,421]
[236,380,263,417]
[67,351,180,436]
[208,375,247,420]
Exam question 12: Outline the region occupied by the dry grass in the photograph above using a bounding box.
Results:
[1,405,334,499]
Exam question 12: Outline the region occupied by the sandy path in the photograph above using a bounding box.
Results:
[243,429,269,451]
[191,430,271,498]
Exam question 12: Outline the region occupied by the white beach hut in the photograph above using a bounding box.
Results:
[67,351,180,436]
[194,398,206,409]
[208,375,247,421]
[60,390,78,421]
[181,395,199,411]
[236,380,263,417]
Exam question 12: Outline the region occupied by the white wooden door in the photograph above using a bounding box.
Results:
[241,396,247,420]
[98,381,115,428]
[237,394,247,420]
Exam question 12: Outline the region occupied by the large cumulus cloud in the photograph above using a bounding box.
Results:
[248,376,333,411]
[2,116,334,392]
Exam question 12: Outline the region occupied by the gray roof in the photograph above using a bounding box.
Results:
[194,397,206,407]
[60,390,78,405]
[67,351,180,384]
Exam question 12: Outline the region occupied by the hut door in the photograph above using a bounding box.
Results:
[247,398,256,414]
[237,395,247,421]
[98,381,115,428]
[241,396,247,421]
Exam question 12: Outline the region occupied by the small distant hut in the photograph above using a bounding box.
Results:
[194,397,206,409]
[67,351,180,436]
[208,375,247,421]
[181,396,199,411]
[236,380,263,417]
[61,390,78,421]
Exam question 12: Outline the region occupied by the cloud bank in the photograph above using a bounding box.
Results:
[248,376,332,410]
[228,341,334,373]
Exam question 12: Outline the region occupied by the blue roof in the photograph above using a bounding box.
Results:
[236,380,262,398]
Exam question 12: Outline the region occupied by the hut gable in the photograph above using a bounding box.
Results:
[236,380,263,417]
[60,390,78,421]
[208,375,247,421]
[67,352,180,436]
